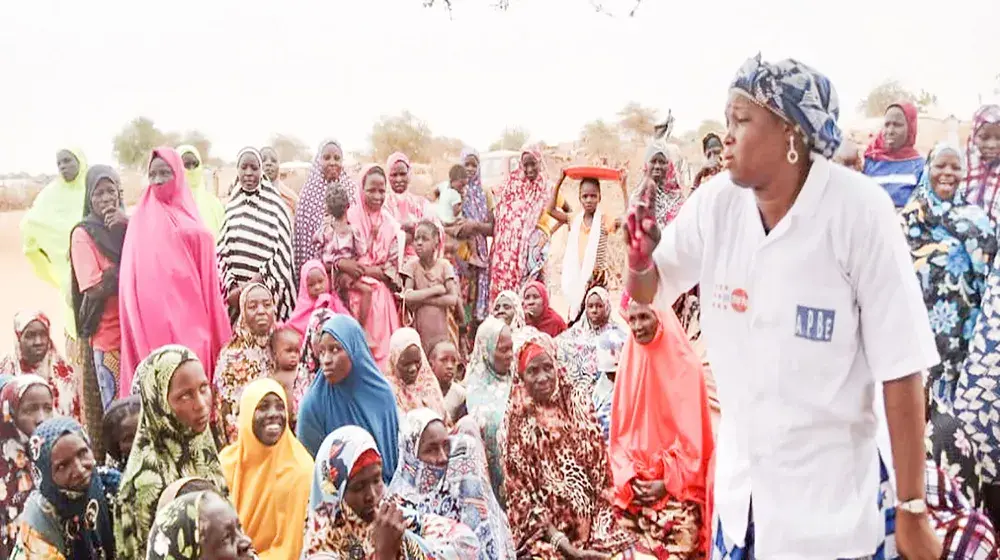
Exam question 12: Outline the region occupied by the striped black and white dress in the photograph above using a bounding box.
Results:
[217,178,296,322]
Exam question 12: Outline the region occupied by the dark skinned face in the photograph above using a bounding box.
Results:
[522,286,544,319]
[388,161,409,194]
[273,331,302,371]
[522,352,557,404]
[976,123,1000,163]
[238,152,262,192]
[579,180,601,214]
[90,178,120,218]
[417,420,449,467]
[318,333,352,385]
[56,150,80,182]
[167,360,212,434]
[116,411,139,461]
[882,106,909,153]
[320,144,344,181]
[344,463,384,523]
[585,293,608,328]
[521,153,539,181]
[929,151,963,201]
[627,301,659,345]
[19,319,50,366]
[14,385,54,436]
[252,392,287,446]
[647,153,668,182]
[492,300,515,325]
[306,267,330,299]
[50,433,94,492]
[412,224,439,261]
[464,155,479,180]
[199,492,255,560]
[261,148,280,182]
[242,286,276,338]
[149,157,175,186]
[394,345,423,386]
[363,172,387,212]
[492,328,513,375]
[723,92,793,189]
[429,342,459,388]
[182,152,200,171]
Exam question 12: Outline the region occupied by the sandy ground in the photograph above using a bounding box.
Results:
[0,210,68,356]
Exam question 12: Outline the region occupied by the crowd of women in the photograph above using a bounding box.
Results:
[2,54,1000,559]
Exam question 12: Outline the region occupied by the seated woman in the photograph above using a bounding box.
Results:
[503,331,633,559]
[556,286,628,392]
[214,282,278,444]
[491,291,525,331]
[0,311,80,419]
[101,395,140,469]
[303,425,480,559]
[295,315,400,481]
[220,378,313,560]
[521,281,566,338]
[386,328,449,420]
[146,490,254,560]
[388,408,515,560]
[115,345,229,559]
[611,301,715,557]
[0,375,54,558]
[464,317,514,505]
[12,418,120,559]
[155,476,218,513]
[348,164,403,368]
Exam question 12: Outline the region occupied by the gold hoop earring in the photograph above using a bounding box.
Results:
[786,136,800,165]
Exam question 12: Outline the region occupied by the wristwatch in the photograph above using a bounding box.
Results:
[896,498,927,514]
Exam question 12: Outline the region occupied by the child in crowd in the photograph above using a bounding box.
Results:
[436,165,466,225]
[270,325,303,422]
[285,259,337,337]
[101,395,141,469]
[429,339,466,421]
[401,220,463,355]
[316,187,372,322]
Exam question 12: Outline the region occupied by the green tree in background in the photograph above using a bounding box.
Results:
[489,127,530,151]
[371,111,434,163]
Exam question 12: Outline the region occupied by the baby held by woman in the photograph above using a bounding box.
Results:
[313,187,373,322]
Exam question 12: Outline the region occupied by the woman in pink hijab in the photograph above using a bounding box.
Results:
[347,164,403,368]
[284,259,348,336]
[385,152,433,258]
[117,147,232,395]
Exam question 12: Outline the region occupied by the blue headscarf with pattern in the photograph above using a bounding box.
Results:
[730,53,843,159]
[24,417,118,559]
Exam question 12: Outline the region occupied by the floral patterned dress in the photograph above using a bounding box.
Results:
[0,311,81,421]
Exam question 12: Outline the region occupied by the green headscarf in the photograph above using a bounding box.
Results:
[146,491,205,560]
[20,147,88,337]
[115,345,227,560]
[176,145,225,239]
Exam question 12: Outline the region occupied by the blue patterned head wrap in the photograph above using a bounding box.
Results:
[730,53,842,159]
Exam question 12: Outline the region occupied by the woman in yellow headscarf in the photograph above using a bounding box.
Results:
[177,144,225,238]
[20,147,88,338]
[219,377,313,560]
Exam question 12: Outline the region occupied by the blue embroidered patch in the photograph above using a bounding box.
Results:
[795,305,836,342]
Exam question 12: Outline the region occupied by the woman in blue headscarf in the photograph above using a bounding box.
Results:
[295,314,400,480]
[11,417,120,559]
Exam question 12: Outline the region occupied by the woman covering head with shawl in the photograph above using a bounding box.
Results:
[388,408,515,560]
[348,164,403,367]
[70,164,127,443]
[489,146,554,303]
[115,345,228,559]
[0,311,80,419]
[863,102,925,208]
[490,290,525,331]
[556,286,627,391]
[386,152,433,254]
[285,259,347,337]
[457,147,493,327]
[502,331,633,559]
[20,147,87,334]
[610,302,715,557]
[303,425,480,559]
[295,315,400,480]
[220,378,313,560]
[464,317,515,505]
[962,104,1000,220]
[12,418,119,559]
[218,147,296,322]
[628,138,684,229]
[176,144,225,237]
[901,142,995,409]
[386,328,448,419]
[214,282,278,444]
[261,146,301,219]
[117,147,232,396]
[146,490,254,560]
[0,374,52,558]
[520,281,566,338]
[293,307,337,405]
[294,140,358,276]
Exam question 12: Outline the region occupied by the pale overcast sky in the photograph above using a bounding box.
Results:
[1,0,998,173]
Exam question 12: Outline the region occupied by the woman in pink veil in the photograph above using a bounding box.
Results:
[117,147,232,395]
